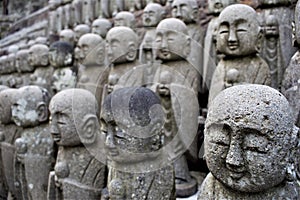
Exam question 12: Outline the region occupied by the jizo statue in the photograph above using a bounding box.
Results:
[198,84,299,199]
[74,24,91,43]
[114,11,136,29]
[48,89,106,200]
[208,4,271,104]
[92,18,112,39]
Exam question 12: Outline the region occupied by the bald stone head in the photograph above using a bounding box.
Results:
[49,88,99,146]
[155,18,191,61]
[59,29,75,46]
[172,0,198,24]
[28,44,49,67]
[143,3,165,27]
[114,11,136,29]
[106,26,138,64]
[16,49,34,73]
[92,18,112,38]
[12,86,51,127]
[0,88,18,125]
[74,24,91,43]
[216,4,261,57]
[205,84,298,193]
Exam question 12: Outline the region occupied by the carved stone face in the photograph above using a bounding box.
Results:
[265,15,279,37]
[114,12,136,29]
[208,0,235,15]
[205,85,297,193]
[143,3,164,27]
[171,0,198,24]
[155,18,190,61]
[48,41,73,68]
[101,87,164,164]
[216,4,260,57]
[11,86,49,127]
[28,44,49,67]
[0,89,17,125]
[106,27,138,64]
[59,29,75,45]
[74,24,90,43]
[16,50,34,73]
[92,18,112,38]
[76,33,105,66]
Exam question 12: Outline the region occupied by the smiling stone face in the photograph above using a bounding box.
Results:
[204,84,298,193]
[216,4,260,57]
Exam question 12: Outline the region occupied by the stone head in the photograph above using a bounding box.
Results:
[143,3,165,27]
[12,86,51,128]
[0,88,18,125]
[76,33,105,66]
[265,15,279,37]
[35,37,48,45]
[49,41,74,68]
[92,18,112,38]
[49,88,100,146]
[294,0,300,46]
[74,24,91,43]
[208,0,236,15]
[28,44,49,67]
[59,29,75,46]
[101,87,165,164]
[6,53,16,73]
[16,49,35,73]
[7,45,19,54]
[205,84,299,193]
[114,11,136,29]
[0,56,7,74]
[216,4,261,57]
[155,18,191,61]
[171,0,198,24]
[106,27,138,64]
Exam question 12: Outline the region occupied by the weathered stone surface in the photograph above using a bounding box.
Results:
[91,18,112,38]
[198,84,299,199]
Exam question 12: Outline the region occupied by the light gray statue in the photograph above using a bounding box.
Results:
[101,87,175,200]
[48,89,106,200]
[48,41,76,94]
[113,11,136,29]
[15,49,35,87]
[76,33,109,107]
[82,0,97,25]
[28,44,54,93]
[71,0,83,26]
[101,0,117,18]
[0,88,23,200]
[208,4,271,104]
[92,18,112,38]
[74,24,91,43]
[59,29,76,47]
[198,84,299,199]
[0,56,10,86]
[12,86,54,200]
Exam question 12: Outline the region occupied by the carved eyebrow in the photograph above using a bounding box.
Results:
[235,18,247,25]
[206,123,232,133]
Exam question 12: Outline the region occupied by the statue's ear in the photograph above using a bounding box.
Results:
[183,37,191,58]
[64,53,73,66]
[96,46,105,65]
[126,43,137,61]
[79,114,98,144]
[36,102,49,123]
[191,8,198,22]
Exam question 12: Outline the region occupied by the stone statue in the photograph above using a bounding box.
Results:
[0,88,23,200]
[28,44,54,93]
[74,24,91,43]
[153,18,200,197]
[202,0,236,92]
[101,0,117,18]
[106,26,140,90]
[198,84,299,199]
[59,29,76,47]
[76,33,109,108]
[139,3,165,64]
[92,18,112,38]
[0,56,10,86]
[171,0,205,79]
[114,11,136,29]
[48,41,76,94]
[71,0,83,26]
[15,49,35,87]
[101,87,175,200]
[48,89,106,200]
[258,0,297,89]
[82,0,97,25]
[281,0,300,127]
[12,86,54,200]
[5,53,19,88]
[63,3,73,29]
[116,0,147,12]
[208,4,271,104]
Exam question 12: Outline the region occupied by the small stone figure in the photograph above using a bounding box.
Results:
[48,89,106,200]
[171,0,205,77]
[48,41,76,94]
[139,3,165,64]
[92,18,112,38]
[28,44,54,93]
[101,87,175,200]
[198,84,299,199]
[0,88,23,200]
[15,49,35,87]
[114,11,136,29]
[202,0,236,92]
[208,4,271,104]
[12,86,54,200]
[101,0,117,18]
[59,29,76,47]
[71,0,83,26]
[106,26,140,89]
[82,0,97,25]
[74,24,91,43]
[76,33,108,107]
